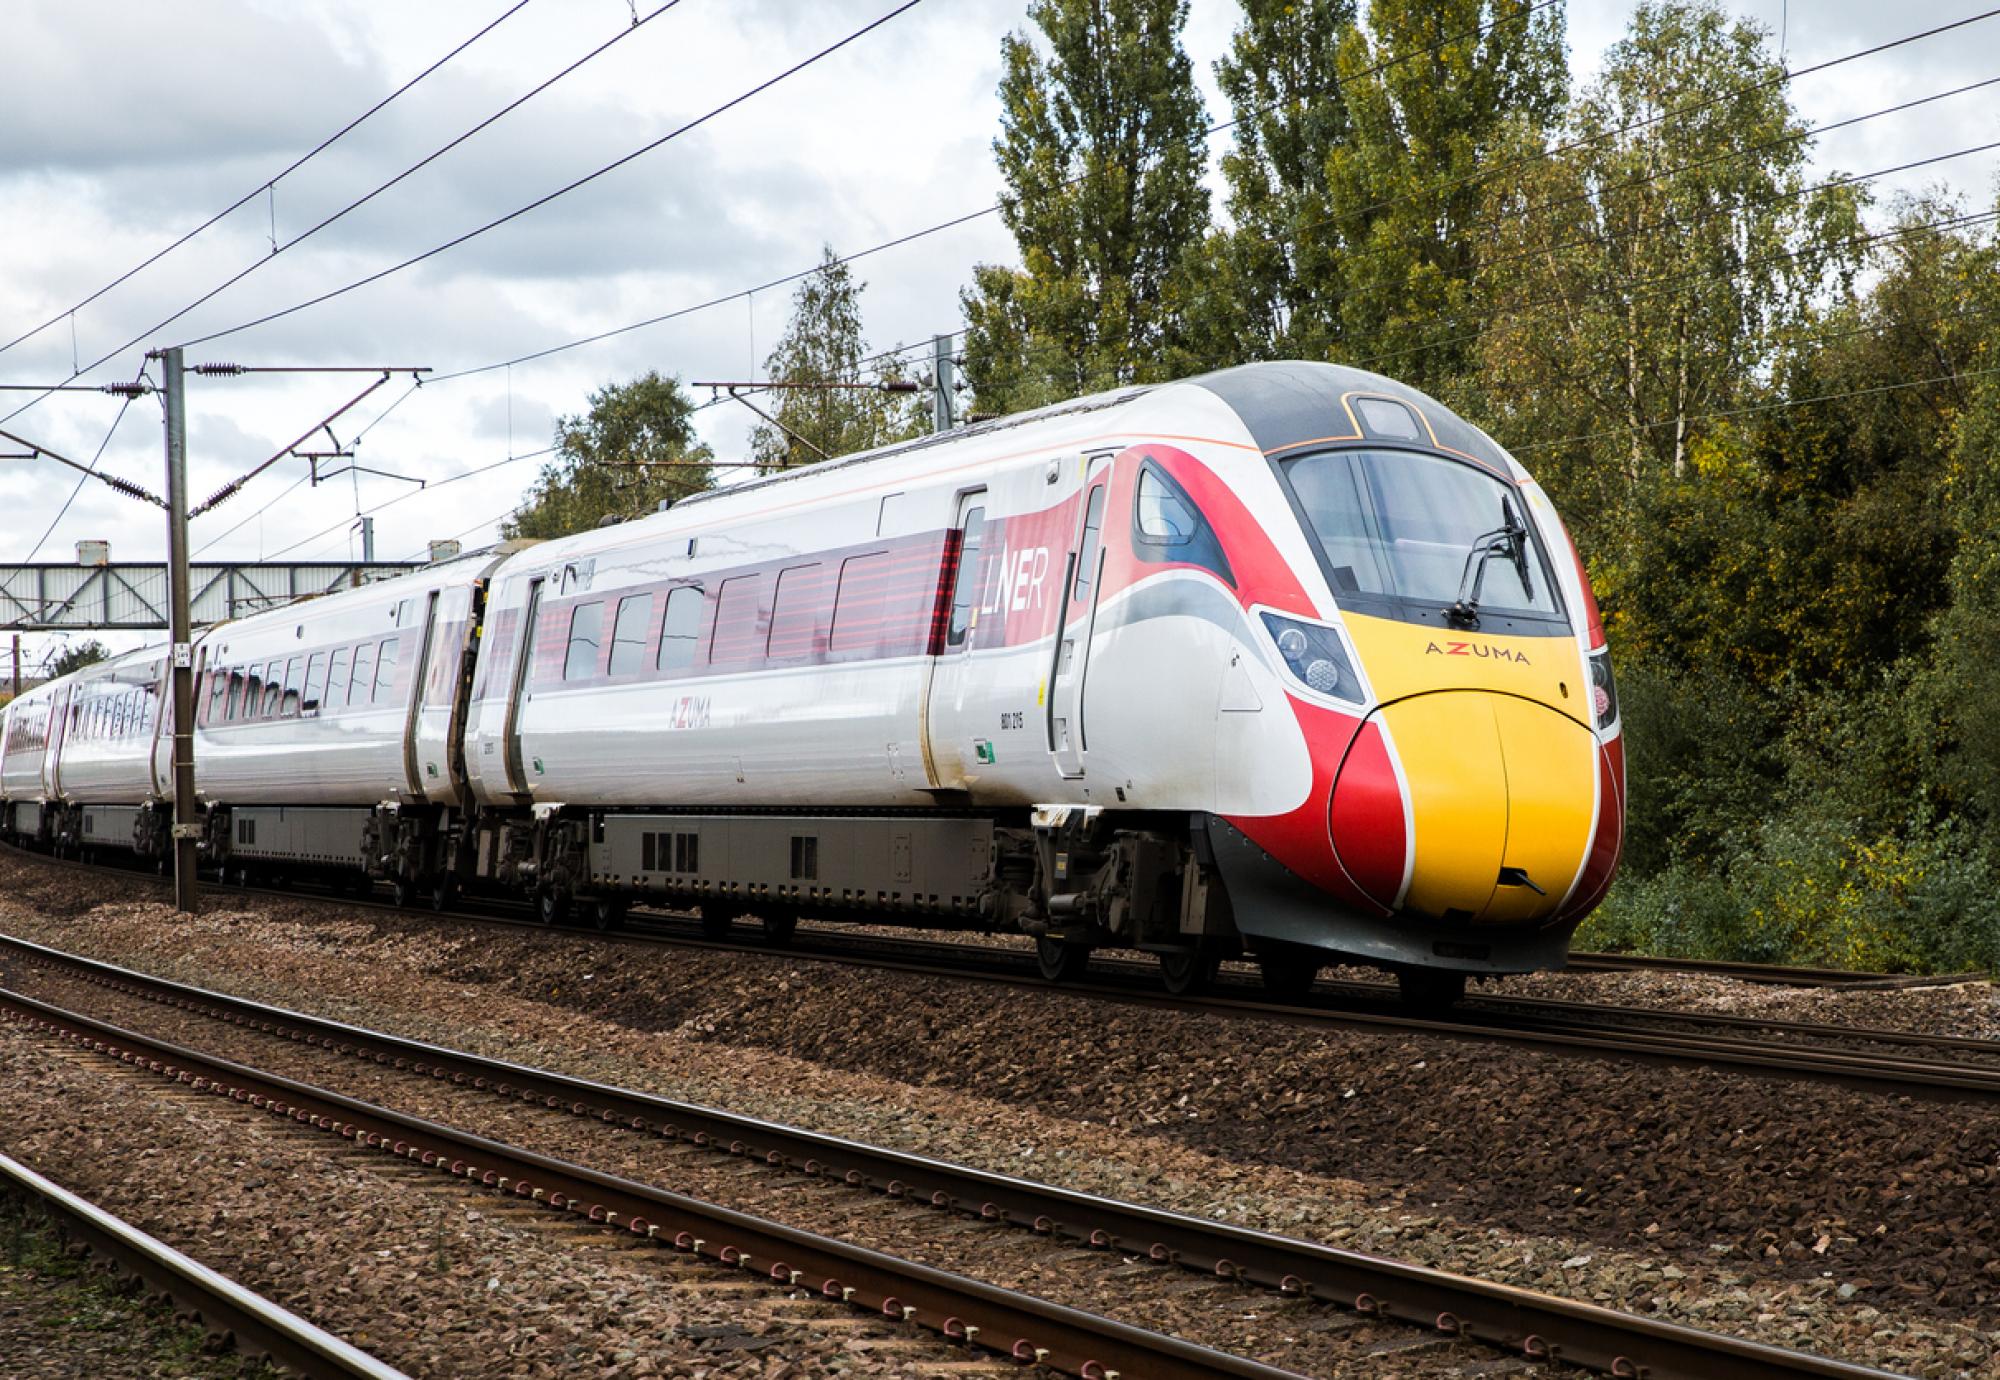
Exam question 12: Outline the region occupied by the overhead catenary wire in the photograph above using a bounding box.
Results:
[0,0,539,365]
[1346,199,2000,376]
[425,0,1568,385]
[1283,6,2000,258]
[174,0,933,352]
[18,366,152,563]
[262,445,557,563]
[1508,361,2000,456]
[423,8,1994,392]
[0,0,690,431]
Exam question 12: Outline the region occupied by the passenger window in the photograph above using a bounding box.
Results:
[261,661,283,718]
[206,672,227,726]
[657,585,703,672]
[374,638,400,702]
[349,644,375,706]
[767,564,823,660]
[1072,485,1107,603]
[563,603,603,681]
[325,648,349,712]
[1131,461,1234,587]
[242,669,262,721]
[226,669,244,722]
[304,653,327,714]
[710,575,765,665]
[831,553,891,654]
[608,595,651,677]
[947,507,985,648]
[282,657,304,718]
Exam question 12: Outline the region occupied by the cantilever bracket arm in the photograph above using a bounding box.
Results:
[709,385,829,463]
[0,424,167,508]
[190,370,402,517]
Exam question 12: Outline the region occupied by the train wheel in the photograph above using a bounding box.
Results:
[537,887,572,927]
[1034,936,1090,983]
[590,896,628,932]
[1157,948,1219,996]
[761,910,797,946]
[229,863,252,889]
[1257,954,1321,1003]
[1395,968,1467,1011]
[696,905,732,941]
[429,877,455,913]
[390,877,415,908]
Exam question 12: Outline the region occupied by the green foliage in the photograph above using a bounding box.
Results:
[50,640,109,678]
[503,372,713,541]
[962,0,1211,413]
[935,0,2000,972]
[1321,0,1568,392]
[1479,0,1863,534]
[751,247,924,470]
[1179,0,1357,365]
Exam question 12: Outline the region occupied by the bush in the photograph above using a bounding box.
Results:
[1579,812,2000,974]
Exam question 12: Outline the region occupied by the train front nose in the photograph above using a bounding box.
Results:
[1331,691,1596,923]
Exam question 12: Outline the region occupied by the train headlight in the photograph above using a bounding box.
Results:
[1589,647,1618,730]
[1261,612,1362,703]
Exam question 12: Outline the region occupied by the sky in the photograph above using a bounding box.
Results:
[1,0,1994,670]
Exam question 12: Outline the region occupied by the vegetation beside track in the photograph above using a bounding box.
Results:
[0,1195,277,1379]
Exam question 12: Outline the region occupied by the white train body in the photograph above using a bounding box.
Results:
[1,363,1625,987]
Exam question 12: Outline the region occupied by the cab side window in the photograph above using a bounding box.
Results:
[1131,461,1234,587]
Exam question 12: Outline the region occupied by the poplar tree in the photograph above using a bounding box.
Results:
[1181,0,1358,364]
[1320,0,1567,391]
[752,247,920,471]
[505,372,713,539]
[962,0,1210,413]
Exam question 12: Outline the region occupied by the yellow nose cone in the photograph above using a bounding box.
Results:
[1376,691,1596,922]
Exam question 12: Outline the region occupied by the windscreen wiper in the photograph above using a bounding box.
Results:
[1445,496,1531,628]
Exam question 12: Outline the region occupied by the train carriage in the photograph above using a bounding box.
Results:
[0,361,1624,1003]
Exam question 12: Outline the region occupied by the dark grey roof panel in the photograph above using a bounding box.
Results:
[1190,361,1509,473]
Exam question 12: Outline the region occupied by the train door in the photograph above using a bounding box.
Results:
[401,591,441,798]
[43,685,72,801]
[151,655,179,799]
[1046,455,1113,778]
[921,491,988,790]
[502,578,545,797]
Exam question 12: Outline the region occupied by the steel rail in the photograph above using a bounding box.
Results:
[1563,952,1990,989]
[6,845,1994,1099]
[0,932,1916,1380]
[0,982,1306,1380]
[0,1147,409,1380]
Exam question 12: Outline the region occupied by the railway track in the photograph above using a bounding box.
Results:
[0,932,1912,1380]
[0,975,1310,1380]
[0,1144,409,1380]
[6,841,1997,1103]
[1560,951,1989,990]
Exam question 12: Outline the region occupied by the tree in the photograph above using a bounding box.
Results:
[504,372,713,541]
[51,640,109,678]
[1478,2,1861,510]
[750,247,922,471]
[962,0,1210,414]
[1319,0,1568,393]
[1180,0,1358,365]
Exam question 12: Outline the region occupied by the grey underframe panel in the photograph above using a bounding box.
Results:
[591,814,995,913]
[230,806,372,867]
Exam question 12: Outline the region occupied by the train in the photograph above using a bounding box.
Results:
[0,361,1623,1005]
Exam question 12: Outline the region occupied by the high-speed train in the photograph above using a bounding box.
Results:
[0,362,1623,1004]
